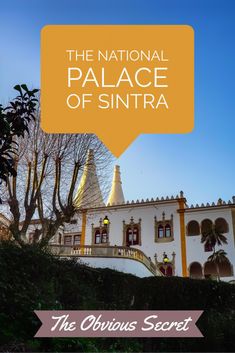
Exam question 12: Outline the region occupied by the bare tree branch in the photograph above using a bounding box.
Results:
[1,108,113,246]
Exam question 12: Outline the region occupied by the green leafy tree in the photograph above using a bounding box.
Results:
[201,223,228,252]
[0,84,38,185]
[207,249,228,281]
[201,223,228,280]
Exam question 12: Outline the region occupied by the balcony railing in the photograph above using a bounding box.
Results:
[49,244,162,276]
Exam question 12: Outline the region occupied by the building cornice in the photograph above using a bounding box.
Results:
[79,196,186,213]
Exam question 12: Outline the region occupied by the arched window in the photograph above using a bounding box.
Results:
[204,261,217,278]
[158,225,164,238]
[218,260,233,277]
[126,226,139,246]
[165,224,171,237]
[215,218,229,233]
[123,218,141,246]
[155,214,173,242]
[95,230,101,244]
[158,265,173,276]
[92,219,110,245]
[201,219,213,235]
[133,227,139,243]
[126,227,132,244]
[189,262,203,279]
[102,229,108,243]
[187,220,200,236]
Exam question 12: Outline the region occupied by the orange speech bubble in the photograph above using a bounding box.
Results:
[41,25,194,157]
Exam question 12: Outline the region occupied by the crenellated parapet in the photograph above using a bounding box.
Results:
[104,190,186,208]
[185,197,235,211]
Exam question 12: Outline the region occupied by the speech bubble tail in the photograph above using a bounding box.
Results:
[97,131,139,158]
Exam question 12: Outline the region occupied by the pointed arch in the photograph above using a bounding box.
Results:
[158,224,164,238]
[95,229,101,244]
[165,223,171,237]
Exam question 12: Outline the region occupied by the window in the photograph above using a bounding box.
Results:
[204,261,217,278]
[204,258,233,278]
[158,225,164,238]
[70,219,77,224]
[92,218,110,245]
[126,226,139,246]
[127,228,131,242]
[165,224,171,237]
[155,214,174,242]
[74,234,81,245]
[95,230,101,244]
[201,219,213,235]
[187,220,200,236]
[215,218,229,233]
[218,260,233,277]
[123,218,141,246]
[159,265,173,276]
[64,235,72,245]
[133,227,138,242]
[102,229,108,243]
[189,262,203,279]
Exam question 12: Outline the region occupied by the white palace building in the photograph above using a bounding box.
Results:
[1,150,235,281]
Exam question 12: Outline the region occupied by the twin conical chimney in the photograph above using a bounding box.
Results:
[74,149,105,209]
[107,165,125,206]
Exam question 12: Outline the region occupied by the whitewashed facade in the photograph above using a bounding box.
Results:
[1,150,235,280]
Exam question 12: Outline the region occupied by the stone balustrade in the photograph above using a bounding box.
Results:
[49,244,162,276]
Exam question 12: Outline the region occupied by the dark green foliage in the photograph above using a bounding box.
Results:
[201,224,228,250]
[0,241,235,352]
[0,85,38,186]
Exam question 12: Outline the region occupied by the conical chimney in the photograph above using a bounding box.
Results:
[74,149,104,209]
[107,165,125,206]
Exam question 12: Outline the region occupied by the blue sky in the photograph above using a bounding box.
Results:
[1,0,235,205]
